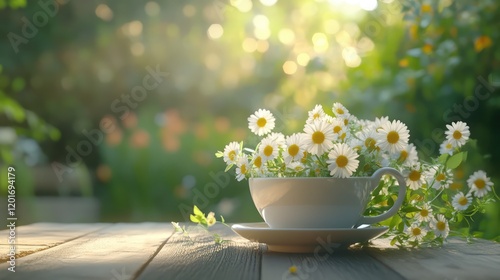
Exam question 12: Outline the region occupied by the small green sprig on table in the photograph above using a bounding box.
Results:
[171,205,229,244]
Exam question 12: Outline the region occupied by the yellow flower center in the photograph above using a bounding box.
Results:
[344,119,348,126]
[412,227,421,236]
[445,143,453,149]
[312,131,325,144]
[458,196,468,206]
[288,144,299,157]
[387,131,399,144]
[422,43,433,54]
[436,173,446,182]
[474,179,486,189]
[421,4,432,13]
[336,155,348,168]
[240,164,247,174]
[420,209,429,217]
[436,221,446,231]
[254,156,262,168]
[453,130,462,140]
[263,145,273,157]
[475,35,493,52]
[399,150,408,162]
[301,151,308,163]
[365,138,376,149]
[228,150,236,161]
[257,117,267,128]
[336,108,344,115]
[313,113,320,119]
[409,170,421,182]
[333,126,342,133]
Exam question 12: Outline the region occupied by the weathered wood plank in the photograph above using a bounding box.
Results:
[261,246,404,280]
[0,222,109,262]
[0,223,174,280]
[367,237,500,280]
[137,223,265,280]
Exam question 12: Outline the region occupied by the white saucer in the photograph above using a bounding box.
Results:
[232,222,388,253]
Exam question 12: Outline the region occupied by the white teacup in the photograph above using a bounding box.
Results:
[249,167,406,229]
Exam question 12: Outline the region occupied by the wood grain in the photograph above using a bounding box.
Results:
[0,222,109,262]
[367,237,500,280]
[261,248,404,280]
[1,222,499,280]
[0,223,173,280]
[137,223,265,280]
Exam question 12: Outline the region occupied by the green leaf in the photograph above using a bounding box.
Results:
[193,205,204,217]
[190,214,200,223]
[224,164,234,172]
[220,215,225,223]
[390,237,398,246]
[438,153,448,164]
[446,152,464,169]
[11,77,25,92]
[441,193,448,202]
[215,151,224,158]
[390,215,402,229]
[401,206,420,213]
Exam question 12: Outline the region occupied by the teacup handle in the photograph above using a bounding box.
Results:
[356,167,407,227]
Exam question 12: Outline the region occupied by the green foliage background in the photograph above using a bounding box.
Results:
[0,0,498,239]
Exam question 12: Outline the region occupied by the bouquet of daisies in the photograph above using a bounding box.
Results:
[216,102,498,247]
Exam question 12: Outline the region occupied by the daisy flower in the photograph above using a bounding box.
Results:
[376,120,410,153]
[251,155,267,176]
[415,203,433,223]
[425,166,453,190]
[223,141,240,164]
[306,104,326,124]
[248,109,275,136]
[372,116,390,130]
[406,224,427,242]
[392,143,418,167]
[326,143,359,178]
[452,192,472,211]
[303,119,335,155]
[357,127,379,152]
[235,155,249,181]
[405,164,425,190]
[431,214,450,238]
[439,140,455,156]
[267,132,286,148]
[445,121,470,148]
[286,161,305,173]
[284,133,307,163]
[467,170,493,198]
[332,102,349,118]
[259,136,279,161]
[206,212,216,226]
[329,117,348,142]
[357,119,372,130]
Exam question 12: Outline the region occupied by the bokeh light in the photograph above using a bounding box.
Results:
[207,24,224,39]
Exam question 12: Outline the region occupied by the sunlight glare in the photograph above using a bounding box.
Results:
[312,33,329,53]
[278,29,295,45]
[260,0,278,7]
[231,0,252,12]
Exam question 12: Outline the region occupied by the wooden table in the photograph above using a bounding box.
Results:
[1,222,499,279]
